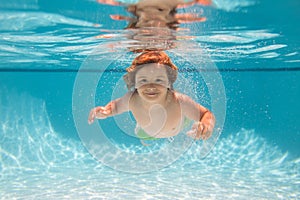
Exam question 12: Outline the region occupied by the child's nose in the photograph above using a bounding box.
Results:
[146,83,156,89]
[147,83,155,87]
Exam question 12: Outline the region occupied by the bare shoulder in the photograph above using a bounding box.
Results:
[174,91,200,109]
[173,91,194,103]
[113,91,136,113]
[173,91,203,121]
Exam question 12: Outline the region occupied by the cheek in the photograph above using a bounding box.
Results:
[154,84,169,92]
[155,80,170,88]
[135,81,146,89]
[136,84,146,91]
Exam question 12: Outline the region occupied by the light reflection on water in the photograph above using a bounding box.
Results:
[0,0,299,198]
[0,9,297,69]
[0,90,299,199]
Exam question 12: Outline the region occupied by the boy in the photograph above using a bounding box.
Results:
[88,51,215,141]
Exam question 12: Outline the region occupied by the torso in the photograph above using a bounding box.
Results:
[130,91,183,138]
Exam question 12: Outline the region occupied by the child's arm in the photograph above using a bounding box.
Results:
[88,92,133,124]
[176,93,215,140]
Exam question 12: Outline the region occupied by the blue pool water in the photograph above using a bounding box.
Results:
[0,0,299,199]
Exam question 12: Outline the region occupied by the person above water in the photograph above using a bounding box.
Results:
[88,51,215,141]
[96,0,212,52]
[101,0,211,29]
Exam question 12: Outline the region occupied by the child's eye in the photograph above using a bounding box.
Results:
[139,79,147,83]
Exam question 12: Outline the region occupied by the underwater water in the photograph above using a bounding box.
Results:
[0,0,299,199]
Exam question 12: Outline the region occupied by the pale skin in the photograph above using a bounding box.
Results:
[97,0,210,27]
[88,63,215,140]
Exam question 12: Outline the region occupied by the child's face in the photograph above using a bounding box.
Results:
[135,63,170,102]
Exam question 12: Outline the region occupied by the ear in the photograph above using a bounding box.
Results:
[167,82,171,89]
[123,74,132,90]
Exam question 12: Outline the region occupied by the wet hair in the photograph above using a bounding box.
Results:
[123,51,178,90]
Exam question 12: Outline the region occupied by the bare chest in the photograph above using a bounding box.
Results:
[131,102,182,137]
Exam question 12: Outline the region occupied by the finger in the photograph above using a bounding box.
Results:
[88,109,95,124]
[88,118,94,124]
[102,109,110,115]
[186,129,197,139]
[201,127,209,140]
[195,123,204,140]
[93,106,102,116]
[203,130,212,140]
[192,122,199,129]
[97,106,111,116]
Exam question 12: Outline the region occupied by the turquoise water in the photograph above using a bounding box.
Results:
[0,0,299,199]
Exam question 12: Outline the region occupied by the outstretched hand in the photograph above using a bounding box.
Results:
[186,121,213,140]
[88,106,112,124]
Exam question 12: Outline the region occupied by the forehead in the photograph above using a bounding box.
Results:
[135,63,168,76]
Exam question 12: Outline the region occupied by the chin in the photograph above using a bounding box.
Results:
[143,94,160,101]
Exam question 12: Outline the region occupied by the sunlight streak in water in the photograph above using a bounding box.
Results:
[0,11,98,31]
[0,89,299,199]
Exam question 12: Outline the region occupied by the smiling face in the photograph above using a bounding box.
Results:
[123,51,178,91]
[135,63,170,102]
